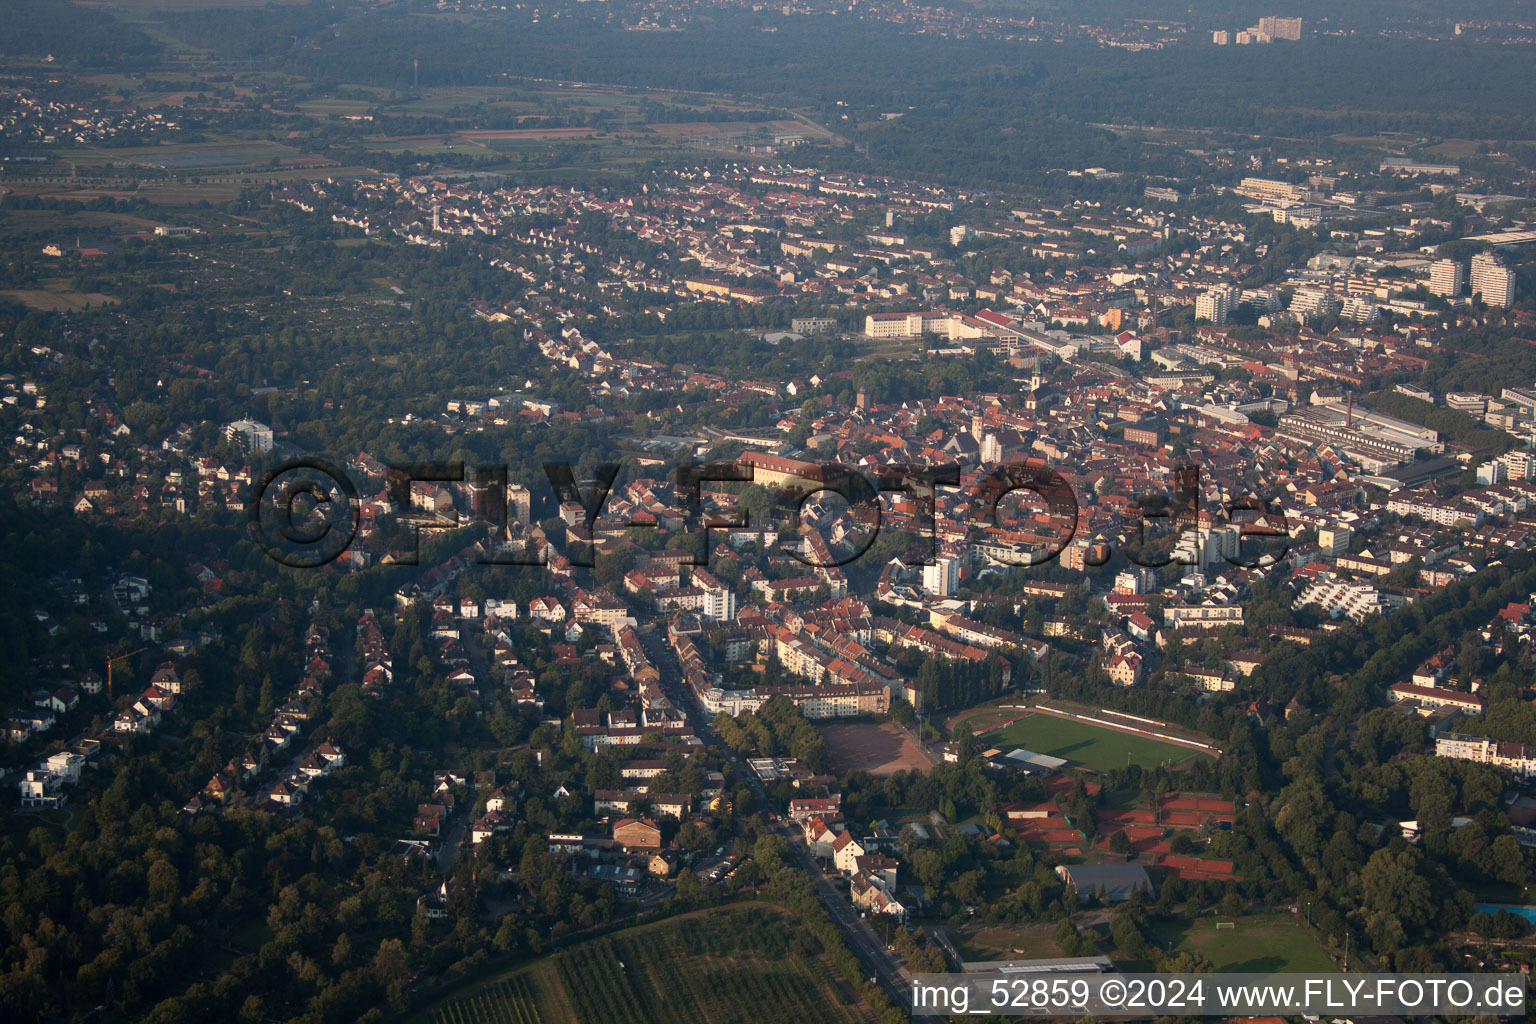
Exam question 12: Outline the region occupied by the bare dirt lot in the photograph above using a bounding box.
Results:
[819,721,932,777]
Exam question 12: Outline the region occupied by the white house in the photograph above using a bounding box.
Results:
[832,831,867,874]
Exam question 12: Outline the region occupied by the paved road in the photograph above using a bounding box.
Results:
[437,813,467,877]
[793,840,912,1004]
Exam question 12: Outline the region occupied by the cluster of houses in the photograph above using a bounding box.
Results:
[414,770,517,918]
[356,610,393,696]
[413,770,465,839]
[5,676,89,744]
[185,625,345,815]
[789,793,916,920]
[27,339,1536,742]
[426,594,484,700]
[512,748,736,895]
[470,772,524,847]
[1388,597,1536,775]
[1,87,179,145]
[276,165,1347,351]
[111,662,181,736]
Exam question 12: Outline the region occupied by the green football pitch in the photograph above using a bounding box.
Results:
[984,714,1209,771]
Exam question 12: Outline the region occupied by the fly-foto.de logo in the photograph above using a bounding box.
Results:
[247,456,1290,572]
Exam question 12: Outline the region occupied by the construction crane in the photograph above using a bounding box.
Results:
[106,647,148,698]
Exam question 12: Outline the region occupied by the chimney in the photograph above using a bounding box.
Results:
[1346,391,1352,428]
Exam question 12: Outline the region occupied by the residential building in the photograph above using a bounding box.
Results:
[1429,259,1464,299]
[923,556,959,598]
[224,419,274,453]
[1195,285,1238,325]
[792,317,838,334]
[18,770,66,809]
[612,817,663,851]
[1388,682,1486,715]
[832,831,867,874]
[1471,251,1516,308]
[1259,16,1302,40]
[1437,732,1536,777]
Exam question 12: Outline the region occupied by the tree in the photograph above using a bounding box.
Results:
[952,720,975,768]
[912,849,947,893]
[410,905,432,952]
[373,939,410,1011]
[676,869,705,905]
[1491,834,1528,886]
[1161,950,1213,973]
[754,833,789,875]
[494,914,522,953]
[1109,908,1151,958]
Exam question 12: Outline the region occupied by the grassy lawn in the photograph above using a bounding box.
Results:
[954,924,1063,963]
[986,714,1207,772]
[1100,787,1148,811]
[1151,915,1339,974]
[411,903,881,1024]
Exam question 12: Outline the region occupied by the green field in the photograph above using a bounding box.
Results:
[984,714,1208,772]
[416,905,880,1024]
[1154,915,1340,974]
[954,924,1063,964]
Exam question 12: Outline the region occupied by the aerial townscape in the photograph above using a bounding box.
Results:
[3,0,1536,1021]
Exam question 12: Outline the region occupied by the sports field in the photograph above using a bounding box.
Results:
[984,714,1208,772]
[1154,915,1340,974]
[819,720,932,776]
[414,904,880,1024]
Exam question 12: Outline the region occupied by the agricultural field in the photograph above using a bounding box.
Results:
[984,713,1208,772]
[425,969,565,1024]
[1151,914,1341,974]
[0,208,166,233]
[0,287,120,311]
[61,138,320,171]
[417,905,881,1024]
